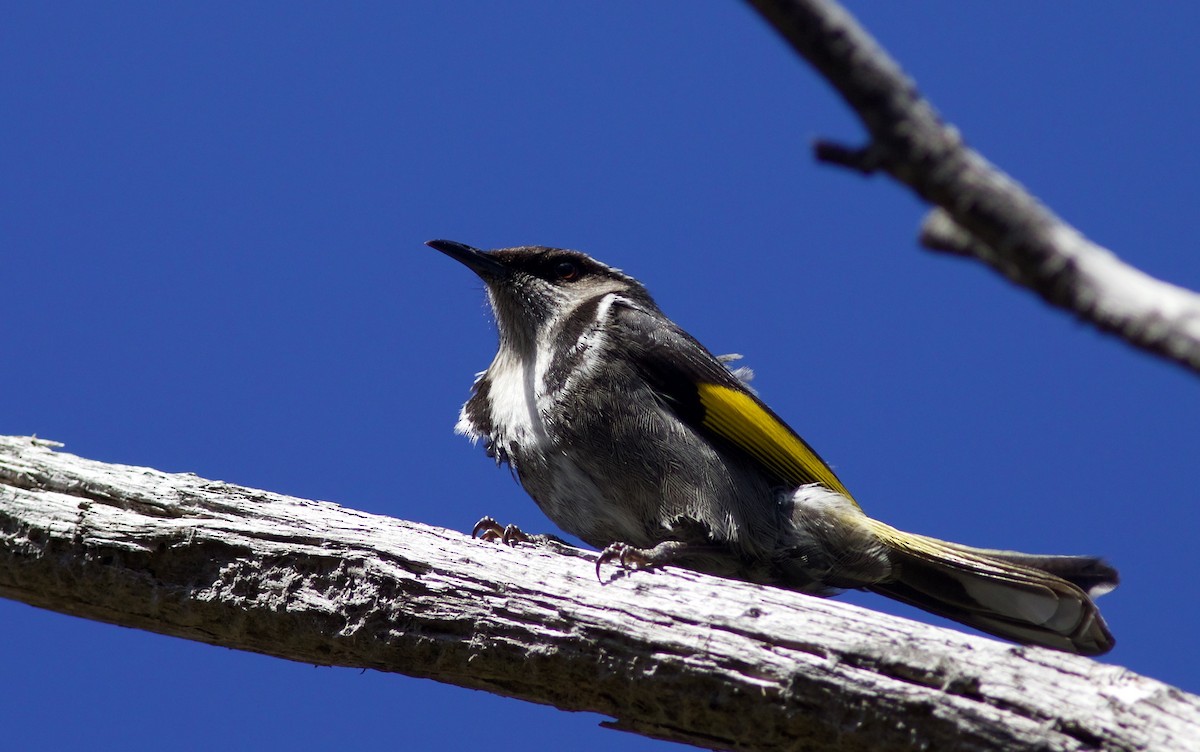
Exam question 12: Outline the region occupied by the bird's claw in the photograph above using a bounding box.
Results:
[595,542,653,582]
[472,516,503,541]
[471,516,530,546]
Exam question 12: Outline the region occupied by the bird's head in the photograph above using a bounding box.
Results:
[427,239,656,355]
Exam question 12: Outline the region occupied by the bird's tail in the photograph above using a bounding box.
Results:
[866,520,1118,655]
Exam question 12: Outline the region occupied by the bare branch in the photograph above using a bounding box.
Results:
[746,0,1200,375]
[2,435,1196,751]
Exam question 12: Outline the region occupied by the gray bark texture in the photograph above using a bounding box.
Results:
[746,0,1200,375]
[2,435,1197,751]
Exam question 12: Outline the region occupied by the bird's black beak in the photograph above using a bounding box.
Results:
[426,239,508,279]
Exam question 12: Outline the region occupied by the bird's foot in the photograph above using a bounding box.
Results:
[471,516,574,550]
[595,540,696,582]
[471,516,531,545]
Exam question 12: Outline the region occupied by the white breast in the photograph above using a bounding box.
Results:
[456,292,626,452]
[456,348,551,451]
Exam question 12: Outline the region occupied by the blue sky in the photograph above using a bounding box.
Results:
[3,3,1199,749]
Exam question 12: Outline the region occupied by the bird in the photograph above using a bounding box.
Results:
[427,238,1118,655]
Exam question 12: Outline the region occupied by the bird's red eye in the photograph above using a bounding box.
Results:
[553,260,580,281]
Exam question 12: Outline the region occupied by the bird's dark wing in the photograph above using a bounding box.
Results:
[609,299,856,504]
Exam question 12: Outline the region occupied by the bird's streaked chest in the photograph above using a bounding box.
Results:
[457,294,619,456]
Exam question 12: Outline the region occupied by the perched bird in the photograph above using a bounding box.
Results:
[428,239,1118,655]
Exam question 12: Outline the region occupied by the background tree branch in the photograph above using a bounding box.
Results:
[746,0,1200,374]
[1,435,1196,752]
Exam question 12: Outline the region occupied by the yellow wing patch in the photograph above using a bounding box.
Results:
[696,382,857,505]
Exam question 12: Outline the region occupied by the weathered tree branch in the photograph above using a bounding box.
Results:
[2,435,1196,751]
[746,0,1200,375]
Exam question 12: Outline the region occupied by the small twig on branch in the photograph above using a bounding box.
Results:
[812,140,884,174]
[2,435,1199,751]
[746,0,1200,375]
[919,209,992,260]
